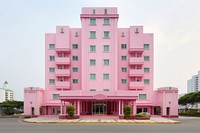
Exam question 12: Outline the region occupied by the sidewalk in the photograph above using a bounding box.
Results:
[23,117,181,124]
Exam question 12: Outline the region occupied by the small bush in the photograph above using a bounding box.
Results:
[123,106,132,118]
[66,105,75,117]
[135,113,148,117]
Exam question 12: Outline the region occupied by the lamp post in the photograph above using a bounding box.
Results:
[169,101,171,118]
[30,101,32,117]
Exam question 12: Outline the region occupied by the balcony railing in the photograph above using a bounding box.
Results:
[129,69,144,77]
[129,82,144,90]
[129,57,143,65]
[55,57,70,65]
[55,69,70,77]
[55,81,70,89]
[129,48,144,53]
[55,48,70,53]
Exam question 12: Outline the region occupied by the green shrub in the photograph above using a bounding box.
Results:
[123,105,132,118]
[135,113,149,117]
[66,105,75,117]
[179,112,200,117]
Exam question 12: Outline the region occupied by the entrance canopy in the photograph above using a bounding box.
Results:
[59,93,138,100]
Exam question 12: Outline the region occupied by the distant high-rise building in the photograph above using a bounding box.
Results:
[0,81,14,102]
[187,71,200,93]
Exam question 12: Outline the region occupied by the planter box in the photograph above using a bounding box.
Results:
[59,114,79,119]
[134,117,150,120]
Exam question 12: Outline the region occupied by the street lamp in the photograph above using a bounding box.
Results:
[168,101,171,118]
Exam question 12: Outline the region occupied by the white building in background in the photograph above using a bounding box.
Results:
[0,81,14,102]
[187,71,200,108]
[187,71,200,93]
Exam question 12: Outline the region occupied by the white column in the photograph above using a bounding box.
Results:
[77,100,80,115]
[118,100,121,115]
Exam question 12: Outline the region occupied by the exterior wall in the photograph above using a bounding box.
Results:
[23,7,179,117]
[24,87,44,115]
[81,7,118,92]
[156,87,178,117]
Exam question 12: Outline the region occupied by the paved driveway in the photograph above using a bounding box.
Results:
[0,117,199,133]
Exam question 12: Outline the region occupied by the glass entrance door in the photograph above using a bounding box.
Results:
[92,101,107,114]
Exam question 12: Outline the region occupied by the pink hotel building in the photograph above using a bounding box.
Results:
[24,7,178,118]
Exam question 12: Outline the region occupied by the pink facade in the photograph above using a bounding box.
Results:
[24,7,178,118]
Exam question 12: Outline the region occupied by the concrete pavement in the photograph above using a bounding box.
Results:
[23,117,181,124]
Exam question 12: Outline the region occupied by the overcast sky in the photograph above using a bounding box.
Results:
[0,0,200,100]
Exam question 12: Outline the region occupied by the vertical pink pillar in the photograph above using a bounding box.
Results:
[122,100,124,115]
[132,100,136,115]
[118,100,121,115]
[64,101,66,114]
[60,100,63,114]
[77,100,80,115]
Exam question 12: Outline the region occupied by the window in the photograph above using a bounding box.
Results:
[104,9,108,14]
[72,56,78,61]
[144,56,150,61]
[90,74,96,80]
[104,18,110,25]
[90,59,96,66]
[121,68,127,72]
[90,45,96,52]
[49,79,55,84]
[90,89,96,91]
[144,79,150,84]
[49,68,55,72]
[92,9,95,14]
[121,44,127,49]
[72,68,78,72]
[121,56,127,60]
[144,68,150,73]
[49,56,55,61]
[103,74,109,80]
[139,94,147,100]
[144,44,150,49]
[121,79,127,84]
[49,44,55,49]
[72,79,78,84]
[104,31,110,38]
[90,31,96,38]
[52,94,60,100]
[72,44,78,49]
[104,45,109,52]
[90,18,96,25]
[104,59,109,66]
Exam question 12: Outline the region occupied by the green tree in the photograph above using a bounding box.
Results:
[0,100,23,115]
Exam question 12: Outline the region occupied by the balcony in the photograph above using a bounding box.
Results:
[55,48,70,53]
[55,69,70,77]
[129,69,144,77]
[130,57,143,65]
[55,57,70,65]
[129,82,144,90]
[55,81,70,90]
[129,48,144,53]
